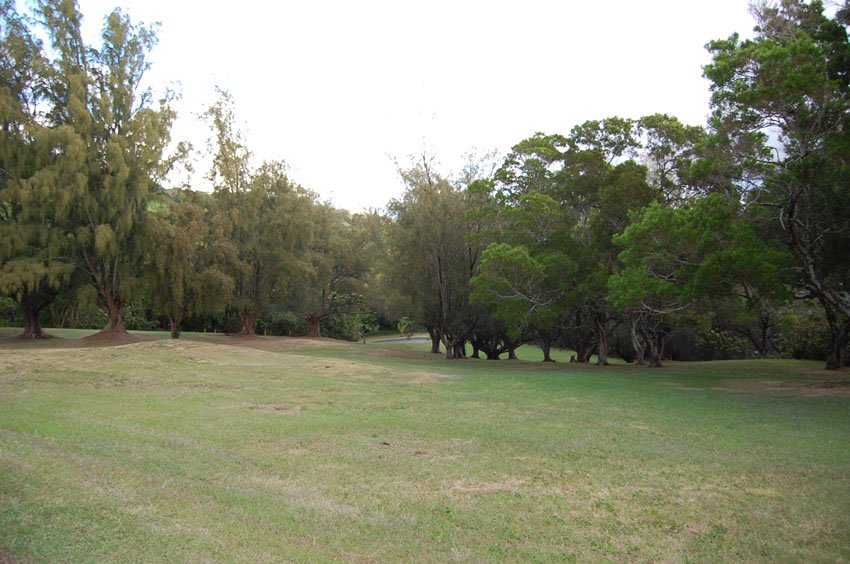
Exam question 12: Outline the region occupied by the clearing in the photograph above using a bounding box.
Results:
[0,329,848,561]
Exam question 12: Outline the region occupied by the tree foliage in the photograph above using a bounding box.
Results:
[35,0,176,333]
[204,92,312,335]
[705,0,850,368]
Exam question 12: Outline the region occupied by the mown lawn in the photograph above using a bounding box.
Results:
[1,328,848,561]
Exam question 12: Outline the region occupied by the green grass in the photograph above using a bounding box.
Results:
[1,328,849,561]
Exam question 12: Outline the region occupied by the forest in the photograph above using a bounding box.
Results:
[1,0,849,369]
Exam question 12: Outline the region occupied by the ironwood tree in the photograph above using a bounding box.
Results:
[204,92,312,335]
[0,1,77,338]
[35,0,177,334]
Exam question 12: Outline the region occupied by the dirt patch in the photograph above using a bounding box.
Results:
[449,478,528,494]
[720,378,850,397]
[799,379,850,396]
[364,347,430,361]
[80,331,151,346]
[0,552,32,564]
[192,334,347,352]
[401,371,450,385]
[249,403,302,415]
[0,333,68,350]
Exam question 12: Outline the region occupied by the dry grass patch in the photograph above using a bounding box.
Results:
[719,378,850,397]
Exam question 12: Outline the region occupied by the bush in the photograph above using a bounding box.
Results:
[45,290,105,329]
[321,312,378,341]
[122,301,160,331]
[0,297,21,327]
[259,310,307,336]
[696,329,749,361]
[782,306,830,361]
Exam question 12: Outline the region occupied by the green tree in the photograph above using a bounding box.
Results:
[0,1,82,337]
[388,157,478,358]
[491,119,658,364]
[636,114,706,205]
[144,191,233,338]
[704,0,850,368]
[204,92,312,335]
[294,205,373,338]
[610,195,786,367]
[470,192,576,361]
[36,0,177,334]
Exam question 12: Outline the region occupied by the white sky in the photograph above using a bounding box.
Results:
[75,0,757,211]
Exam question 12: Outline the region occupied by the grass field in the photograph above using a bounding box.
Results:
[1,328,849,561]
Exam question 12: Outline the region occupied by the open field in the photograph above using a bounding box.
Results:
[1,328,849,561]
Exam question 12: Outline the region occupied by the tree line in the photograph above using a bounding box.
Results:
[2,0,848,369]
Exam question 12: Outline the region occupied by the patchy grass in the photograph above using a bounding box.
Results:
[0,330,848,561]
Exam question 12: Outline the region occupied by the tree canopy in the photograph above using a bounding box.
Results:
[1,0,847,368]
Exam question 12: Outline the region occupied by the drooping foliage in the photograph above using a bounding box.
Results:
[37,0,177,333]
[204,92,313,335]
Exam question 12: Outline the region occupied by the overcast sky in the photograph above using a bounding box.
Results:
[75,0,757,211]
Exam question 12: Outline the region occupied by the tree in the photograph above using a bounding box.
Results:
[636,114,706,206]
[609,195,786,367]
[704,0,850,368]
[144,191,233,338]
[295,205,372,338]
[388,157,478,358]
[470,192,576,361]
[204,92,312,335]
[36,0,177,334]
[490,119,659,365]
[0,1,90,338]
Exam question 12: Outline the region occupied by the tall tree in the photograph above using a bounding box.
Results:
[609,195,786,367]
[0,1,87,337]
[636,114,705,206]
[388,158,478,358]
[295,205,372,338]
[144,191,233,338]
[36,0,177,334]
[704,0,850,368]
[205,92,312,335]
[470,192,576,361]
[491,119,658,364]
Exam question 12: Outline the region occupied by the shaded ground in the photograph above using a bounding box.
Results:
[0,329,153,349]
[372,336,430,343]
[721,378,850,397]
[0,327,848,397]
[0,328,337,352]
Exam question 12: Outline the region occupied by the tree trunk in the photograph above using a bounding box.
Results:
[647,332,664,368]
[19,304,49,339]
[541,340,555,362]
[443,335,467,359]
[238,312,257,336]
[575,348,591,363]
[595,315,609,366]
[169,318,181,339]
[825,319,849,370]
[102,295,126,333]
[631,318,646,365]
[454,341,467,359]
[427,327,441,354]
[306,316,322,338]
[507,347,518,360]
[757,311,774,356]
